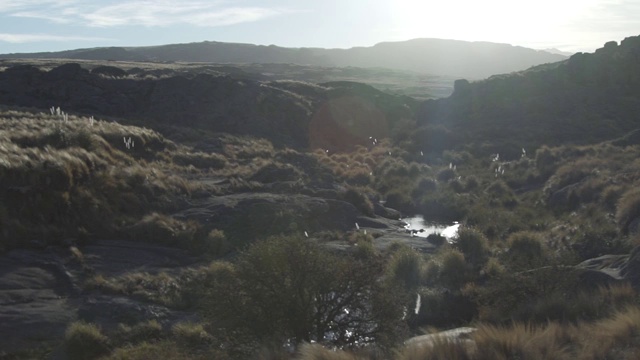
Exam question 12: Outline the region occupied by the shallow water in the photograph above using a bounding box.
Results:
[401,215,459,241]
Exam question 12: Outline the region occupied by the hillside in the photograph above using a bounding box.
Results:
[3,36,640,359]
[0,38,567,79]
[414,35,640,159]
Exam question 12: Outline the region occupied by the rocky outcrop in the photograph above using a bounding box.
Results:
[0,63,417,150]
[0,64,315,148]
[0,242,201,354]
[415,35,640,158]
[174,192,363,240]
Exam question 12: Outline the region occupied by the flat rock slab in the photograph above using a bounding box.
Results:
[0,252,79,354]
[0,242,202,356]
[81,240,201,277]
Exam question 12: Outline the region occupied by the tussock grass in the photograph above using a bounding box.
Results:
[172,151,226,169]
[114,320,163,345]
[129,212,200,246]
[0,108,220,249]
[172,322,212,347]
[64,321,111,360]
[105,340,229,360]
[318,305,640,360]
[298,343,367,359]
[85,271,184,308]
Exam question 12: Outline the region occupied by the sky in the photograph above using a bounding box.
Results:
[0,0,638,54]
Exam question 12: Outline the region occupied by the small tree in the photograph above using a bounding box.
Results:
[202,235,405,348]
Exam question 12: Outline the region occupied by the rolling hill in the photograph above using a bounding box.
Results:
[0,38,567,79]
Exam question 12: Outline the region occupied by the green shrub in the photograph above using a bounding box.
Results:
[436,167,456,182]
[439,248,470,289]
[453,228,490,270]
[485,180,518,208]
[505,231,547,270]
[201,235,405,347]
[65,321,111,360]
[342,187,375,216]
[483,257,505,278]
[385,189,414,213]
[415,177,437,193]
[386,248,423,290]
[465,175,480,191]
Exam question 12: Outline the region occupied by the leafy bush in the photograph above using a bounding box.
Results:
[201,235,405,348]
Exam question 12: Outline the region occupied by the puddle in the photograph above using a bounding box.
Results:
[401,215,460,242]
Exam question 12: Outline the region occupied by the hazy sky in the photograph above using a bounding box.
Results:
[0,0,638,54]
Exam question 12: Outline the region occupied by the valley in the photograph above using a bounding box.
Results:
[1,35,640,359]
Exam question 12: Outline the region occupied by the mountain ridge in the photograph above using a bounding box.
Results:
[0,38,567,79]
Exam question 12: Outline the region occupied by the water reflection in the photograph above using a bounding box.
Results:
[402,215,459,242]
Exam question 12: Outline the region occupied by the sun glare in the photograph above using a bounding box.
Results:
[388,0,599,47]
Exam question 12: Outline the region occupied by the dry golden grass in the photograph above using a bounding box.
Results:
[305,303,640,360]
[85,270,184,307]
[298,343,367,360]
[0,107,231,248]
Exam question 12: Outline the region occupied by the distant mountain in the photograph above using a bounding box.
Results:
[0,38,567,79]
[414,35,640,159]
[543,48,575,57]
